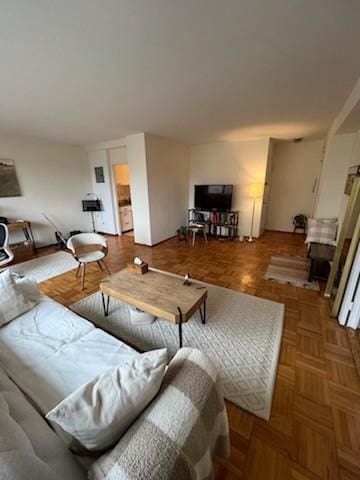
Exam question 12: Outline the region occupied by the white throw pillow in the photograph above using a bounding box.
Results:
[305,218,338,246]
[0,270,36,327]
[11,273,41,303]
[46,348,168,451]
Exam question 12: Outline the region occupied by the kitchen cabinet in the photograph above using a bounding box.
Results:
[119,205,133,232]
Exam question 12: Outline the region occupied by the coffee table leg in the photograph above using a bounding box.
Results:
[177,307,183,349]
[101,293,110,316]
[199,299,206,325]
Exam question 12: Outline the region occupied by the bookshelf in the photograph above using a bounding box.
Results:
[188,208,238,239]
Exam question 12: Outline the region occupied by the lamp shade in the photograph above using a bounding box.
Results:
[248,183,264,199]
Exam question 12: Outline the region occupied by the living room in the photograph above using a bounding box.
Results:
[1,2,360,480]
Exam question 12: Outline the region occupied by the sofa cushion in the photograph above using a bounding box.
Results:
[0,400,32,452]
[0,404,61,480]
[0,453,62,480]
[0,366,86,480]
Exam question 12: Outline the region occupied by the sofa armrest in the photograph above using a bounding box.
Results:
[88,348,230,480]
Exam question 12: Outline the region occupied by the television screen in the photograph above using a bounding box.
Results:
[194,185,233,211]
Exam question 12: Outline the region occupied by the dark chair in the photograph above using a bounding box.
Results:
[293,214,307,234]
[0,223,14,267]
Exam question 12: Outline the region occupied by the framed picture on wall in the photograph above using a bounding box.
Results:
[0,159,21,197]
[95,166,105,183]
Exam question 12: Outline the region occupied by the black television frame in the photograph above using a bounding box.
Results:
[194,184,233,212]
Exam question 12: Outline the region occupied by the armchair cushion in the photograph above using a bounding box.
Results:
[76,251,106,264]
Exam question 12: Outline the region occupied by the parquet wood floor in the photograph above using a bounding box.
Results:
[35,231,360,479]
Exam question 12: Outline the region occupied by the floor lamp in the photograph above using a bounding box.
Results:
[248,183,264,243]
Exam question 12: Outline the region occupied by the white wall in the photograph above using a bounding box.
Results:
[335,131,360,228]
[145,134,189,245]
[114,165,130,185]
[0,133,91,246]
[108,146,128,235]
[260,140,275,234]
[124,133,190,246]
[126,133,152,245]
[88,150,118,234]
[267,139,323,232]
[189,139,270,237]
[352,130,360,165]
[315,133,357,219]
[108,147,127,166]
[314,73,360,218]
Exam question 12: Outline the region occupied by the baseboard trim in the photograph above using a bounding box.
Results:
[134,234,177,248]
[35,243,58,251]
[265,229,306,235]
[98,231,118,236]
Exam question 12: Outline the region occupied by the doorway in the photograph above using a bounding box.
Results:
[267,139,323,232]
[113,164,133,236]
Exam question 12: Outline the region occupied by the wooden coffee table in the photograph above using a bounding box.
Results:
[99,268,207,348]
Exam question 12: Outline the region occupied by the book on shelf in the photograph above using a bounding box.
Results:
[188,208,238,238]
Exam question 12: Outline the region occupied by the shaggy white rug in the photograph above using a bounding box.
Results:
[72,273,284,420]
[10,251,78,282]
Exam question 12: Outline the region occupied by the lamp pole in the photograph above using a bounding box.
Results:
[248,197,256,242]
[247,183,263,243]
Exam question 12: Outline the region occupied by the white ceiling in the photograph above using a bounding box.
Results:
[1,0,360,145]
[338,100,360,134]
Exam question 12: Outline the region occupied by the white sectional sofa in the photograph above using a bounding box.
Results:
[0,364,86,480]
[0,274,229,480]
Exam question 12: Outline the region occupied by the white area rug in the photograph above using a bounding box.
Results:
[10,251,78,282]
[72,273,284,420]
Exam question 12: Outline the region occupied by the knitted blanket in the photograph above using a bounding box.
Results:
[88,347,230,480]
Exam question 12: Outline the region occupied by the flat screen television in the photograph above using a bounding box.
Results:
[194,185,233,211]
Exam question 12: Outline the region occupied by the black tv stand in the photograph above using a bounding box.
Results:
[188,208,238,240]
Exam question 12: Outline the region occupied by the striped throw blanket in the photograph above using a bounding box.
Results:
[88,348,230,480]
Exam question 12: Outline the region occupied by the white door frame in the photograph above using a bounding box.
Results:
[108,146,129,236]
[338,241,360,329]
[110,163,122,235]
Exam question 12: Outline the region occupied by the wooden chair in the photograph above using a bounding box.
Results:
[67,233,110,289]
[0,224,14,267]
[188,223,208,247]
